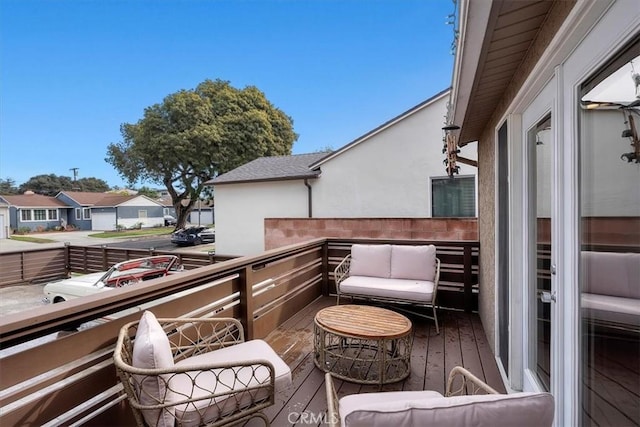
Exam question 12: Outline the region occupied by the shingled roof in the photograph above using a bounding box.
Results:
[209,152,327,185]
[0,193,69,207]
[59,191,141,207]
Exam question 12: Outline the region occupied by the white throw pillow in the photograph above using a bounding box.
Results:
[132,310,175,427]
[349,244,392,278]
[390,245,437,281]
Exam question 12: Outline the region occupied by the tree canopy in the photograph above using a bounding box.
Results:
[15,174,110,196]
[106,79,297,228]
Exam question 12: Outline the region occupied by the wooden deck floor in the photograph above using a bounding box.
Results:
[256,296,506,426]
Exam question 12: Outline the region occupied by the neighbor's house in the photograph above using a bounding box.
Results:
[0,192,69,233]
[210,89,477,255]
[447,0,639,425]
[158,196,214,225]
[0,200,10,238]
[56,191,166,231]
[158,196,177,219]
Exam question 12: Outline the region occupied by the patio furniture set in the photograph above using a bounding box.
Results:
[113,244,554,426]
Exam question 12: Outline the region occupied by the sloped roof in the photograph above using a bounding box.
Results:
[310,89,450,168]
[0,193,69,208]
[59,191,142,207]
[209,152,327,185]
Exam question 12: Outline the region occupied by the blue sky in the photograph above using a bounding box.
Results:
[0,0,455,189]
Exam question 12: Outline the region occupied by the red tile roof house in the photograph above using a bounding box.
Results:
[0,192,70,233]
[56,191,166,231]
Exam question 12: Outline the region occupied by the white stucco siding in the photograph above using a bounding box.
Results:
[119,197,160,207]
[214,180,310,256]
[311,94,477,217]
[581,109,640,216]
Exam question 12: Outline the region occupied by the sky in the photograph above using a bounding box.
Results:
[0,0,456,189]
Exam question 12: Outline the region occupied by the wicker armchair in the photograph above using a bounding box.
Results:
[113,311,291,427]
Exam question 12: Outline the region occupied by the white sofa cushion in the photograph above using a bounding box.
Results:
[391,244,437,281]
[340,390,554,427]
[340,275,434,303]
[169,339,292,427]
[132,311,176,427]
[582,251,640,299]
[350,244,392,278]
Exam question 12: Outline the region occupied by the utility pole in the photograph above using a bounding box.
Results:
[69,167,79,181]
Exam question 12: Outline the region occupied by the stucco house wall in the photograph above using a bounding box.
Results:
[311,91,476,218]
[215,180,310,256]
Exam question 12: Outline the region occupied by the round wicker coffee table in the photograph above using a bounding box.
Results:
[314,304,412,386]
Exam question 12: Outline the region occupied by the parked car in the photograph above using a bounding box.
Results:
[43,256,183,304]
[171,226,215,246]
[164,215,177,226]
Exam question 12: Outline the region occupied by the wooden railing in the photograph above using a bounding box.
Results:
[0,245,235,288]
[0,238,479,426]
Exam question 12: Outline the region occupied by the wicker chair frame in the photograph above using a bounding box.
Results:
[113,317,277,427]
[334,254,441,333]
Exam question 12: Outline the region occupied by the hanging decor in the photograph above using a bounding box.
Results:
[442,124,460,177]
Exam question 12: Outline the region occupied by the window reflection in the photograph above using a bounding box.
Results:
[580,48,640,426]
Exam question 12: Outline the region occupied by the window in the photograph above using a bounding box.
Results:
[163,208,169,215]
[48,209,58,220]
[33,209,47,221]
[21,210,32,221]
[82,208,91,220]
[579,39,639,424]
[75,208,82,220]
[138,210,148,218]
[431,176,476,217]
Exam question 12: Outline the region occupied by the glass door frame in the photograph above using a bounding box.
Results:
[520,77,560,397]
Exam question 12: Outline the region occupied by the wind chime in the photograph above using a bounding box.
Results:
[442,124,460,177]
[621,60,640,163]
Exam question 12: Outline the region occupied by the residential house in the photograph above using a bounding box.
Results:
[210,152,327,255]
[210,89,478,255]
[158,195,177,219]
[447,0,639,425]
[0,200,11,238]
[0,192,69,233]
[56,191,166,231]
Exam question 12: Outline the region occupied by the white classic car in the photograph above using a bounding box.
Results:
[43,255,183,304]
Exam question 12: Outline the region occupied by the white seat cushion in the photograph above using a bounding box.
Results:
[582,293,640,327]
[132,311,176,427]
[340,391,554,427]
[350,244,392,278]
[340,275,434,303]
[169,339,292,427]
[390,244,437,281]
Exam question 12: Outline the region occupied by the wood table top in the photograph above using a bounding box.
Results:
[315,305,412,339]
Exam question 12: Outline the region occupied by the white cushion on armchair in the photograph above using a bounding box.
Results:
[339,390,554,427]
[132,311,176,427]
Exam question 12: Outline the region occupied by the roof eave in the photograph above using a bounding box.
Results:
[449,0,494,145]
[210,174,320,186]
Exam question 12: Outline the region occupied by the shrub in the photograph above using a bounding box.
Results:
[16,227,32,235]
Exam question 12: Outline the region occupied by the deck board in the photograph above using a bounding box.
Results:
[254,297,507,425]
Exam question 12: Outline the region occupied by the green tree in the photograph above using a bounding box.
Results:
[19,174,74,195]
[76,177,110,192]
[136,186,160,199]
[0,178,19,194]
[106,79,297,228]
[18,174,110,195]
